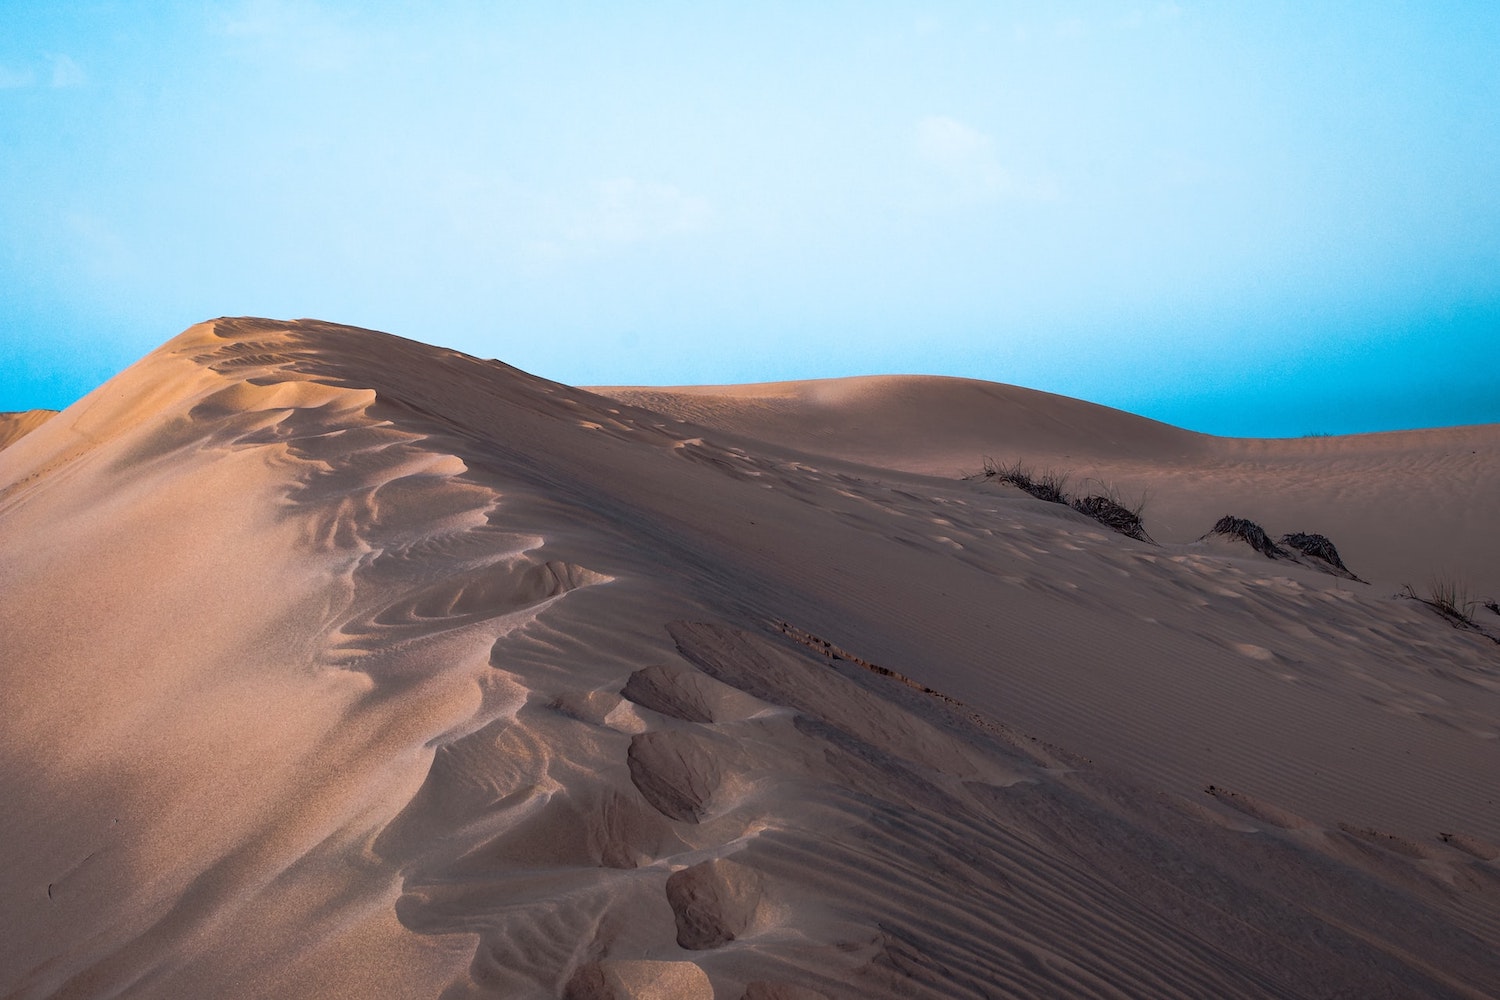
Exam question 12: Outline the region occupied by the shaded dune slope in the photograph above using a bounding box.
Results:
[595,377,1204,467]
[1,319,1497,999]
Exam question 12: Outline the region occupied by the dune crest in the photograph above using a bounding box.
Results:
[2,318,1498,998]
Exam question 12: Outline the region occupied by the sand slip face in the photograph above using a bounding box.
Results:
[2,318,1498,998]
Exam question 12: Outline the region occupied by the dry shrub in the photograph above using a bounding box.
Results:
[1203,515,1286,558]
[1280,532,1344,569]
[1398,579,1500,645]
[1071,493,1154,543]
[1419,576,1477,625]
[974,460,1155,543]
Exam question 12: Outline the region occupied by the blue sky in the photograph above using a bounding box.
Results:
[2,2,1497,436]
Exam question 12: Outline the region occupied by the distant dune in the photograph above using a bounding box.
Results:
[2,318,1497,999]
[598,379,1500,596]
[0,408,57,451]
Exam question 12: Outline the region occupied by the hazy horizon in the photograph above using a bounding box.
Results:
[4,2,1497,438]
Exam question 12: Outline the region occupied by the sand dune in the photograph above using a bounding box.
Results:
[0,409,57,451]
[2,318,1497,999]
[598,379,1500,596]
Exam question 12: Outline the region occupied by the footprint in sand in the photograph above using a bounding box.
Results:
[665,857,768,949]
[627,729,722,824]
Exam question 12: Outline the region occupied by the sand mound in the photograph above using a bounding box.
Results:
[3,318,1498,998]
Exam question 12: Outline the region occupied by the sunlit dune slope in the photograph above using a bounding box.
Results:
[2,318,1497,1000]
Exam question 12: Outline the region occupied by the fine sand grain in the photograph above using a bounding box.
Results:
[2,319,1497,999]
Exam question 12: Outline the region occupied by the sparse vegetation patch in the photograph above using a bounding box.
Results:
[1199,517,1367,581]
[1403,577,1477,626]
[973,459,1154,542]
[1399,578,1500,644]
[976,459,1070,505]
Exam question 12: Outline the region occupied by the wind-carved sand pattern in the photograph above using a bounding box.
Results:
[193,324,613,672]
[3,318,1500,998]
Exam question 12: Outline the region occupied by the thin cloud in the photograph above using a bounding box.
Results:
[915,116,1059,205]
[0,61,36,88]
[565,178,712,248]
[49,55,85,88]
[220,0,307,38]
[916,116,1013,200]
[64,211,139,284]
[1054,16,1086,40]
[0,64,36,89]
[1119,4,1184,29]
[217,0,359,71]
